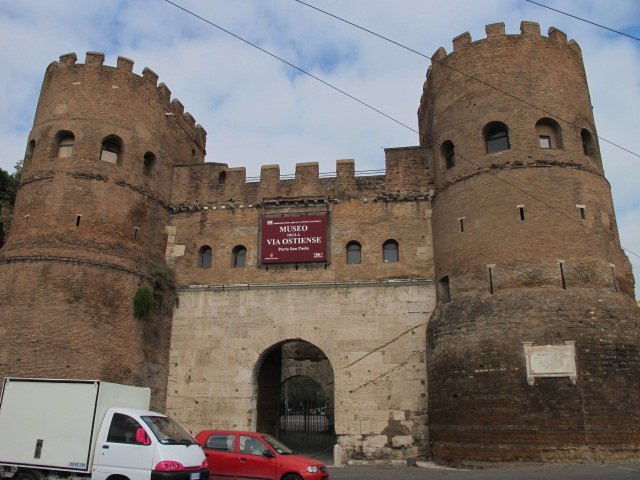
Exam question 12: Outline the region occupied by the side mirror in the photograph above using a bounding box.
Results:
[135,428,152,445]
[262,449,275,458]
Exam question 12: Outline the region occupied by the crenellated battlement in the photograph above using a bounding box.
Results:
[46,51,207,148]
[430,21,581,64]
[418,21,592,155]
[169,146,431,208]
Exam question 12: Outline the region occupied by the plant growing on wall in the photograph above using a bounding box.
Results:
[133,285,154,319]
[133,266,177,320]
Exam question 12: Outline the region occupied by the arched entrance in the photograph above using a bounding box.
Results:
[256,340,335,458]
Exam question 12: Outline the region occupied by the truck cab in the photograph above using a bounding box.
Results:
[94,408,208,480]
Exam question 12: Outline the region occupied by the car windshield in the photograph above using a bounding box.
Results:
[261,435,294,455]
[141,415,197,446]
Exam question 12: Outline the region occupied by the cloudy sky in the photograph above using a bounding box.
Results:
[1,0,639,294]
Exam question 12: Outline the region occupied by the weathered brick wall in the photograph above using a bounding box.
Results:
[431,167,632,295]
[423,22,640,461]
[0,261,170,408]
[166,283,433,459]
[170,147,429,206]
[168,197,432,285]
[0,53,205,409]
[167,149,433,285]
[428,289,640,461]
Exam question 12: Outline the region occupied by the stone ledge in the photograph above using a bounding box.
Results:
[182,278,435,292]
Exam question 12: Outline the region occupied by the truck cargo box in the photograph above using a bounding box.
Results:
[0,378,151,472]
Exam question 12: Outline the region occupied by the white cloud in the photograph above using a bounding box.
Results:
[1,0,639,294]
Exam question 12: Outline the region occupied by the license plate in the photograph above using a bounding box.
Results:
[190,473,200,480]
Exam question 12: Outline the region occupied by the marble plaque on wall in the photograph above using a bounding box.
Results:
[522,341,577,385]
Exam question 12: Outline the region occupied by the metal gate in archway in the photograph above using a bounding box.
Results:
[276,377,335,458]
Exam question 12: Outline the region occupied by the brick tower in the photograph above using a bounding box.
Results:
[0,52,206,409]
[422,22,640,461]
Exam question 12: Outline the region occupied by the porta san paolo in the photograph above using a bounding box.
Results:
[1,21,639,463]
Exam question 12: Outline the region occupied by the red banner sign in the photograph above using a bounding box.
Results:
[261,215,328,264]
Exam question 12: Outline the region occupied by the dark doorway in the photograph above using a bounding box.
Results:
[256,340,335,459]
[279,376,334,457]
[256,345,282,436]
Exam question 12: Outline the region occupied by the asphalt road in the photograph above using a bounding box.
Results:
[326,460,640,479]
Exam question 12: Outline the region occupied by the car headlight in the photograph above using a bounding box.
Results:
[307,466,319,473]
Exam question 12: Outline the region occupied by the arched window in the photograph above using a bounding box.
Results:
[346,241,361,264]
[232,245,246,267]
[198,245,212,268]
[441,141,455,169]
[218,171,227,185]
[484,122,510,153]
[100,136,122,164]
[438,276,451,303]
[25,139,35,164]
[535,118,562,149]
[382,239,399,263]
[56,131,75,158]
[143,152,156,176]
[581,129,595,156]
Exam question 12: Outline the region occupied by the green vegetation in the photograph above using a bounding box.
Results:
[133,266,178,320]
[133,286,154,319]
[0,160,22,208]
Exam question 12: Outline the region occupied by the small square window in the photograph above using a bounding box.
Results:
[539,135,551,149]
[101,149,119,163]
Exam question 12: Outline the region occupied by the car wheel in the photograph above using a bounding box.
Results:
[281,474,303,480]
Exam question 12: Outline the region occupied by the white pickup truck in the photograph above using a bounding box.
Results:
[0,378,208,480]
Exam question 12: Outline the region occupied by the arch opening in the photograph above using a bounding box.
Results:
[346,240,361,264]
[143,152,156,176]
[535,117,562,149]
[256,340,335,458]
[100,135,123,164]
[484,121,510,153]
[441,140,455,169]
[198,245,212,268]
[55,131,75,158]
[232,245,247,267]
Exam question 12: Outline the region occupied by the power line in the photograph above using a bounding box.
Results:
[288,1,640,260]
[524,0,640,42]
[162,0,639,260]
[162,0,416,134]
[292,0,640,160]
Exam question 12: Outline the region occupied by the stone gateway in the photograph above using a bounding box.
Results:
[1,21,639,462]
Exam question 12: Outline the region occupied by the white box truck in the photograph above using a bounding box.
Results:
[0,378,208,480]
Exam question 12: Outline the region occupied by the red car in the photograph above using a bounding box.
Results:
[195,430,329,480]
